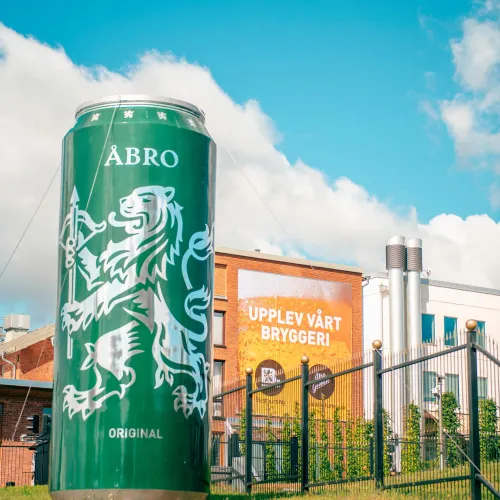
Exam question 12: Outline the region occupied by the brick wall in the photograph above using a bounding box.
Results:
[213,251,363,385]
[0,250,362,425]
[18,341,54,382]
[0,397,51,442]
[0,338,53,382]
[0,441,34,487]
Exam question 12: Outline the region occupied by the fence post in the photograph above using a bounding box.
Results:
[301,355,310,492]
[245,367,253,495]
[466,320,481,500]
[373,340,384,489]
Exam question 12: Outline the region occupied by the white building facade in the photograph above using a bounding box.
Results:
[363,273,500,353]
[362,239,500,450]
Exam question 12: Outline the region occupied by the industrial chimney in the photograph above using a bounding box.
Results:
[406,238,423,416]
[406,238,422,350]
[386,236,406,355]
[386,236,406,473]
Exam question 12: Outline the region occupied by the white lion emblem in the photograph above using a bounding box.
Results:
[59,185,214,421]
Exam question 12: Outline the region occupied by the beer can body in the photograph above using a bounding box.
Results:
[49,95,216,500]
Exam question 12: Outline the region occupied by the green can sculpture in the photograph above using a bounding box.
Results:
[49,95,216,500]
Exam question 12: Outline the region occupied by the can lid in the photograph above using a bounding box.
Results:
[75,94,205,122]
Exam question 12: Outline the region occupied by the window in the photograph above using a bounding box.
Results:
[424,371,437,402]
[444,317,458,347]
[422,314,435,344]
[212,434,221,465]
[213,361,224,417]
[42,407,52,434]
[477,321,486,348]
[213,312,225,346]
[446,374,460,403]
[424,439,437,462]
[479,377,488,400]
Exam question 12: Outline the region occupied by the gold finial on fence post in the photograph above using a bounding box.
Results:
[245,367,253,375]
[300,355,309,365]
[466,319,477,332]
[372,339,383,351]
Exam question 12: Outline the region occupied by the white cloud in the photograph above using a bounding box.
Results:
[451,19,500,90]
[418,13,435,40]
[478,0,500,14]
[2,24,500,326]
[440,8,500,163]
[419,100,439,120]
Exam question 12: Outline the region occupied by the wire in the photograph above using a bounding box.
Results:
[10,338,48,440]
[84,98,120,212]
[222,146,317,271]
[0,97,119,290]
[58,99,120,298]
[6,101,120,442]
[0,165,61,282]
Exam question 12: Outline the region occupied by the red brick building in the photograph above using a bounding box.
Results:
[0,248,363,441]
[212,248,362,391]
[0,325,54,441]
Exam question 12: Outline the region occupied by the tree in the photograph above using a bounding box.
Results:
[382,409,393,475]
[346,414,357,479]
[479,398,499,463]
[441,392,461,468]
[319,397,332,481]
[309,410,318,482]
[264,403,277,479]
[292,401,301,475]
[332,407,344,480]
[292,401,301,437]
[354,416,374,477]
[281,413,292,476]
[401,403,422,473]
[239,408,246,455]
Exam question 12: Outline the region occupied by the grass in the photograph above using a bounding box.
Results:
[211,465,474,499]
[0,487,470,499]
[0,464,485,500]
[0,487,49,499]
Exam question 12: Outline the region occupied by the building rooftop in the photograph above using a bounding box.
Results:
[367,272,500,297]
[215,247,363,275]
[0,324,54,354]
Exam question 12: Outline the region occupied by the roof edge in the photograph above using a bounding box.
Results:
[365,271,500,296]
[0,324,55,354]
[0,378,52,390]
[215,247,363,274]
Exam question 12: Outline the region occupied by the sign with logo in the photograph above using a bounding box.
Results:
[255,359,285,396]
[308,364,335,400]
[238,269,352,413]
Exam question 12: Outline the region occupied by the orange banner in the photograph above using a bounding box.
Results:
[237,270,353,413]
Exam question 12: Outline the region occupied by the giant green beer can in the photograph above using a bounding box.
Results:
[50,95,216,500]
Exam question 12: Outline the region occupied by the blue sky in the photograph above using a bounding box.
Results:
[3,0,500,327]
[1,0,489,222]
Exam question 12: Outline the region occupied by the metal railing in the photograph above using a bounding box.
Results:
[17,322,500,499]
[212,322,500,499]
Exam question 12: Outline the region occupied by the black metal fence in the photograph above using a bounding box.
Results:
[14,322,500,499]
[212,323,500,499]
[31,439,49,486]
